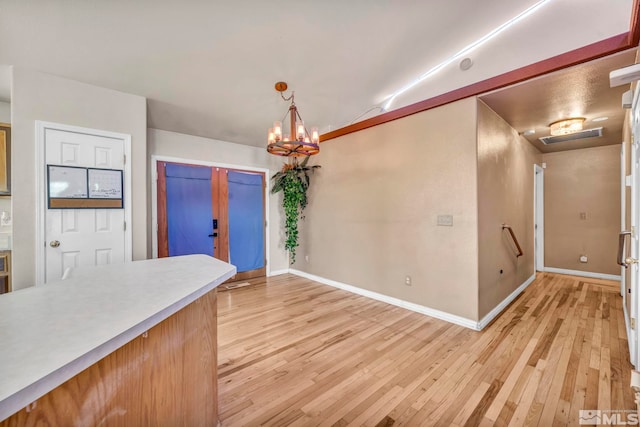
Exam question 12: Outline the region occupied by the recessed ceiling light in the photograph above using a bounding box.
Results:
[592,116,608,122]
[460,58,473,71]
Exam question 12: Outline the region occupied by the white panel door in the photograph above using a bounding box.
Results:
[44,128,126,283]
[630,90,640,367]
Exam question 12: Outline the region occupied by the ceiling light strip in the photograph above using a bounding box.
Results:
[383,0,554,111]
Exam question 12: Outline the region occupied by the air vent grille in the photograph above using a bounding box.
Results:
[538,127,603,145]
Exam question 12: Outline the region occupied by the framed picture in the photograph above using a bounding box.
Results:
[0,124,11,195]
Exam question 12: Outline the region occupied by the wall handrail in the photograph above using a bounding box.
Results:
[502,224,523,258]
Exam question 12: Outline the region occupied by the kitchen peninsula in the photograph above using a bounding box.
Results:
[0,254,235,425]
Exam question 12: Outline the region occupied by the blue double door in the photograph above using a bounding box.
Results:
[158,162,266,279]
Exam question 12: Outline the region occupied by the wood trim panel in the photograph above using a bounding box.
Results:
[320,33,633,143]
[233,267,267,282]
[211,167,221,259]
[219,169,230,262]
[157,161,168,258]
[211,167,229,261]
[0,290,218,426]
[48,198,123,209]
[629,0,640,47]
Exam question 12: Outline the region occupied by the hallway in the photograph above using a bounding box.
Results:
[218,273,636,426]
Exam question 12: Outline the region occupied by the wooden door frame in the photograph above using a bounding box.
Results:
[35,121,133,286]
[150,155,271,275]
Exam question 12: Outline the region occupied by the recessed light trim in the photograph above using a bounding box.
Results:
[460,58,473,71]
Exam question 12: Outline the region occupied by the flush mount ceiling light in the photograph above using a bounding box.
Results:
[549,118,585,136]
[267,82,319,157]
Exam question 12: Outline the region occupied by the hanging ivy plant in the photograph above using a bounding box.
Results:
[271,156,320,264]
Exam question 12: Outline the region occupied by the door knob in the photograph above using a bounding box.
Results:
[50,240,60,248]
[626,257,639,265]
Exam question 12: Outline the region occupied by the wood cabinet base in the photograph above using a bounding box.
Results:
[1,290,218,426]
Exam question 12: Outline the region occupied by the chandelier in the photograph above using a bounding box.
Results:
[267,82,320,156]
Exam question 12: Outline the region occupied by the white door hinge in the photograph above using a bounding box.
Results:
[632,318,636,330]
[123,221,127,231]
[123,154,126,165]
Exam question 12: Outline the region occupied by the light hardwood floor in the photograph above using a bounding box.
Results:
[218,273,636,426]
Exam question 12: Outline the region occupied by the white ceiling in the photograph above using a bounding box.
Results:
[0,0,633,147]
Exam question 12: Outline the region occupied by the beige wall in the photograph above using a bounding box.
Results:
[0,101,10,123]
[147,128,289,273]
[477,100,541,318]
[543,145,621,275]
[11,68,147,289]
[295,98,480,320]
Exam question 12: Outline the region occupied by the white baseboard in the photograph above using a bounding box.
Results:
[288,270,539,331]
[476,274,536,330]
[289,269,479,330]
[267,269,290,277]
[543,267,621,281]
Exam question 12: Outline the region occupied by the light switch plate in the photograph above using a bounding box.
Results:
[437,215,453,226]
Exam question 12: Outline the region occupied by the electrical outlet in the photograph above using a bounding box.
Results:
[0,211,10,226]
[579,255,588,263]
[405,276,412,286]
[305,255,309,263]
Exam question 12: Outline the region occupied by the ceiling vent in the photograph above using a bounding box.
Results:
[538,127,603,145]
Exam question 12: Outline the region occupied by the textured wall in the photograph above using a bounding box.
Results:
[295,98,480,320]
[477,100,541,318]
[543,144,621,275]
[11,68,147,289]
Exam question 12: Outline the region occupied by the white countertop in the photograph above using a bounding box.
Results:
[0,254,236,421]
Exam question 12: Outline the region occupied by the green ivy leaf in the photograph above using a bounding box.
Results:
[271,156,321,264]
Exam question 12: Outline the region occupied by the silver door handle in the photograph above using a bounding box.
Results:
[49,240,60,248]
[618,231,632,268]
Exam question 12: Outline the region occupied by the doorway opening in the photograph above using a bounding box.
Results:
[36,121,133,285]
[534,164,544,272]
[151,157,270,281]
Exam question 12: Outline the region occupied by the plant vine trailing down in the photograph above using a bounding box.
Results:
[271,156,320,264]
